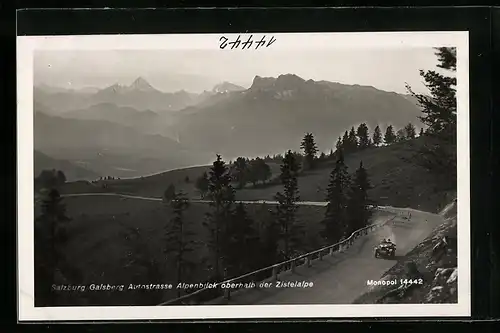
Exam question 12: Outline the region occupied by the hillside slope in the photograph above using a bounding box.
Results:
[88,135,454,213]
[353,198,458,304]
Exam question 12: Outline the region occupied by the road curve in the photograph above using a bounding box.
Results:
[204,207,444,305]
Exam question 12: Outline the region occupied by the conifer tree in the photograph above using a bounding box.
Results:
[373,125,382,146]
[404,123,417,139]
[406,47,457,188]
[384,125,396,144]
[203,155,235,279]
[419,127,424,137]
[274,150,302,259]
[195,171,209,199]
[336,136,342,152]
[342,130,349,151]
[348,126,358,152]
[226,203,259,276]
[396,128,406,142]
[346,161,373,234]
[300,132,319,170]
[234,157,249,189]
[34,189,71,305]
[407,47,456,138]
[163,185,195,297]
[356,123,371,149]
[321,150,350,243]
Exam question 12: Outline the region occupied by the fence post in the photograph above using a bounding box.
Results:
[307,255,312,267]
[291,260,295,273]
[272,266,278,281]
[319,250,323,261]
[329,247,334,256]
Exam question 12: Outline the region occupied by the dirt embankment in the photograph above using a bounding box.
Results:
[354,198,458,304]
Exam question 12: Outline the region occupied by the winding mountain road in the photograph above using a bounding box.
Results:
[57,193,443,305]
[204,207,444,305]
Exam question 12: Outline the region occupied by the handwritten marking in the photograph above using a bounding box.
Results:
[219,35,276,50]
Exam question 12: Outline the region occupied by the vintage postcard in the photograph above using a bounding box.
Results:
[17,31,470,321]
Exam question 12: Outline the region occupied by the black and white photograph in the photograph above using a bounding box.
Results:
[17,32,470,320]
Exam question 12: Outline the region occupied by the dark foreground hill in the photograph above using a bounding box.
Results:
[37,134,457,306]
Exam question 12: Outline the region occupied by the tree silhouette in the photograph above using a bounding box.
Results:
[203,155,235,279]
[384,125,396,144]
[407,47,456,137]
[347,127,358,152]
[34,188,71,305]
[356,123,371,149]
[404,123,417,139]
[300,133,319,170]
[373,125,382,147]
[342,130,349,151]
[406,47,457,189]
[248,158,271,186]
[396,128,406,142]
[274,150,302,259]
[195,171,209,199]
[163,185,195,298]
[226,203,260,276]
[233,157,249,189]
[121,225,164,304]
[321,149,350,244]
[346,161,373,234]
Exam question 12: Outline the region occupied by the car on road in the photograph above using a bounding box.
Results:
[374,239,396,259]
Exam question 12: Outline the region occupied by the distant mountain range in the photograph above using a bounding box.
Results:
[33,74,423,178]
[167,74,423,159]
[34,77,211,114]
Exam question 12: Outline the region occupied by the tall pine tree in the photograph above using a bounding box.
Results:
[34,189,72,305]
[347,127,358,152]
[396,128,406,142]
[407,47,456,138]
[342,130,349,151]
[384,125,396,144]
[203,155,235,279]
[406,47,457,189]
[274,150,302,259]
[346,161,373,235]
[404,123,417,139]
[300,133,319,170]
[195,171,209,199]
[321,150,350,244]
[226,203,260,276]
[233,157,249,189]
[373,125,382,147]
[356,123,371,149]
[163,185,195,298]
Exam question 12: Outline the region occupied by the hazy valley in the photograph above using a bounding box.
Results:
[34,74,423,179]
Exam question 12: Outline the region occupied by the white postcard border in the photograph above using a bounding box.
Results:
[17,31,470,321]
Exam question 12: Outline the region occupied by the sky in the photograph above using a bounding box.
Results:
[34,48,443,94]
